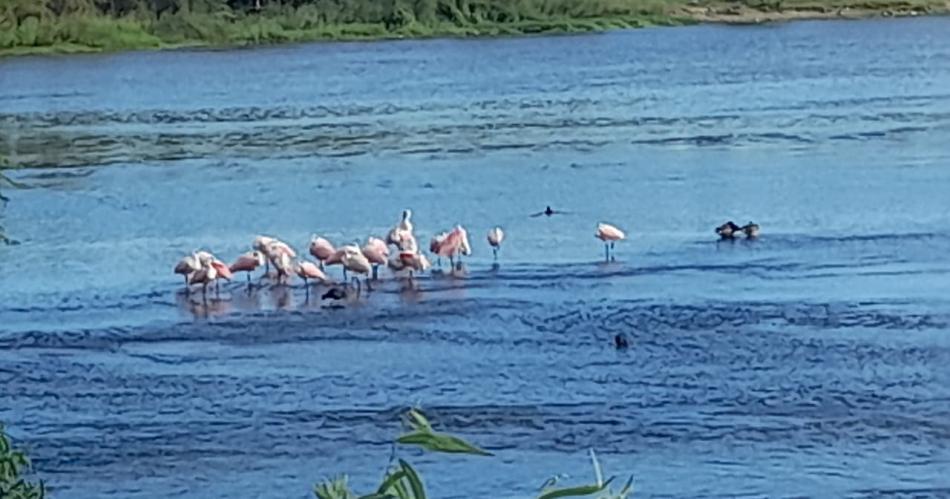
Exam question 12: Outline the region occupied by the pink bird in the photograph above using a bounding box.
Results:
[386,209,414,246]
[388,228,418,253]
[188,256,219,297]
[211,260,234,281]
[296,260,329,286]
[388,251,431,288]
[596,222,626,261]
[432,225,471,270]
[173,252,200,288]
[229,251,266,284]
[194,251,231,293]
[342,246,373,295]
[323,245,351,280]
[309,236,336,269]
[361,237,389,280]
[255,235,296,276]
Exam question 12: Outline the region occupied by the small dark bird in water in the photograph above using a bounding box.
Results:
[321,287,348,300]
[530,206,569,217]
[614,333,629,350]
[740,222,760,239]
[715,221,742,239]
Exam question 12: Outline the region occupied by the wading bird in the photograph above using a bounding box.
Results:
[431,225,471,270]
[296,259,329,287]
[595,223,625,261]
[173,252,200,289]
[487,226,504,260]
[229,251,265,284]
[309,236,336,269]
[361,237,389,280]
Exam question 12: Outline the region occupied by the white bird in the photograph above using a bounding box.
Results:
[342,245,373,292]
[595,223,625,261]
[487,227,504,260]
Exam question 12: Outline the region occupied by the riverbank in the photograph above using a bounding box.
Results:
[0,0,947,58]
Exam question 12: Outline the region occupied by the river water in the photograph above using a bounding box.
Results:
[1,17,950,498]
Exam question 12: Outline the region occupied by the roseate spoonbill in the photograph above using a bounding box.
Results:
[229,251,266,284]
[361,237,389,280]
[716,221,741,240]
[188,257,218,297]
[487,227,504,260]
[296,260,328,287]
[326,244,359,281]
[596,223,625,261]
[741,222,760,239]
[386,209,413,245]
[174,252,200,288]
[391,229,418,253]
[194,251,231,292]
[341,245,373,292]
[271,248,295,285]
[429,231,448,266]
[255,235,295,274]
[309,236,336,269]
[432,225,471,269]
[388,251,430,287]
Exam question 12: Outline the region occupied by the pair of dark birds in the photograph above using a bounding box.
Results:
[715,221,760,240]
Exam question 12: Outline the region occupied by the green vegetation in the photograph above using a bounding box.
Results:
[0,424,45,499]
[1,410,631,498]
[2,0,944,57]
[313,408,634,499]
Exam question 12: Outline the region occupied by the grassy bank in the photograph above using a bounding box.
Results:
[1,0,946,57]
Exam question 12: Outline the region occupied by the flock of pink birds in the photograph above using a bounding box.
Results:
[173,209,627,298]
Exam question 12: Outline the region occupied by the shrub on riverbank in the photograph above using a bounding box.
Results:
[3,0,941,56]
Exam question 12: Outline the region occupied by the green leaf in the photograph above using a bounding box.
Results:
[375,469,407,495]
[405,409,432,432]
[314,475,357,499]
[617,475,634,498]
[398,460,426,499]
[396,431,492,456]
[391,477,410,499]
[537,477,614,499]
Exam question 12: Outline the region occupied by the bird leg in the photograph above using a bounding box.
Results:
[493,247,498,260]
[343,267,348,281]
[372,265,378,281]
[365,277,373,292]
[604,243,609,262]
[610,242,616,261]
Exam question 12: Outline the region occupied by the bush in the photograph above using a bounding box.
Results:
[0,423,45,499]
[56,16,160,50]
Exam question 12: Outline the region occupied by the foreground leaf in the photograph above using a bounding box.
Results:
[537,477,614,499]
[396,431,492,456]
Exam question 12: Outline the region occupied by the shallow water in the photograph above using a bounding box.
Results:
[2,17,950,499]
